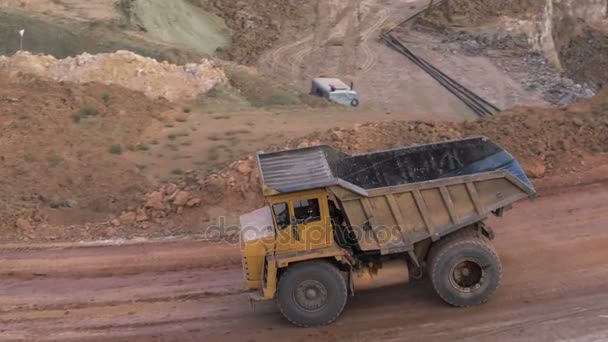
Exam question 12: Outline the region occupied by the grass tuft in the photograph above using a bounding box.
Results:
[109,145,123,155]
[72,106,99,123]
[47,154,64,167]
[101,94,111,105]
[207,147,220,161]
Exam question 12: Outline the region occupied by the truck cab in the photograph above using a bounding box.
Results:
[311,77,360,107]
[240,189,339,290]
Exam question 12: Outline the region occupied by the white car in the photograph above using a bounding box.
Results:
[311,77,360,107]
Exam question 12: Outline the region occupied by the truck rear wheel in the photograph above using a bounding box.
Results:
[428,233,502,307]
[277,261,348,327]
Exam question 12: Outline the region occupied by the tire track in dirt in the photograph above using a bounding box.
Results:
[308,0,348,79]
[0,240,241,277]
[359,8,391,73]
[262,0,379,85]
[261,0,404,90]
[267,35,314,76]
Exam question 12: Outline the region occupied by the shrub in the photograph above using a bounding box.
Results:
[101,94,111,105]
[109,145,123,155]
[72,106,99,122]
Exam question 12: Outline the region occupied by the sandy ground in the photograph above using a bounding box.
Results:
[256,0,544,118]
[129,104,447,179]
[256,0,473,119]
[1,171,607,341]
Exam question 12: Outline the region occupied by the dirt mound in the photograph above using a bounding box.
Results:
[0,51,226,102]
[0,74,171,240]
[292,95,608,179]
[190,0,309,64]
[3,77,607,243]
[95,92,608,243]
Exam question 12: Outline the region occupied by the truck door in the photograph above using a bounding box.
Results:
[271,196,333,253]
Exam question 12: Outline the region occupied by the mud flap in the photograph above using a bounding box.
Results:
[479,223,495,240]
[348,270,355,296]
[249,292,272,311]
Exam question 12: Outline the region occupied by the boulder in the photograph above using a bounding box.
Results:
[236,162,253,175]
[145,191,165,210]
[15,217,33,231]
[135,209,149,222]
[572,118,584,127]
[173,191,190,207]
[331,130,345,142]
[118,211,137,224]
[526,161,547,179]
[186,198,202,208]
[297,140,310,149]
[204,175,226,194]
[163,183,179,196]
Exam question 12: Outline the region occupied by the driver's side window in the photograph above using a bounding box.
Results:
[272,202,290,230]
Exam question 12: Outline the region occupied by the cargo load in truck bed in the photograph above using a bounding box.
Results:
[258,136,534,196]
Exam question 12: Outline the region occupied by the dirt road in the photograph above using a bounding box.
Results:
[1,177,607,341]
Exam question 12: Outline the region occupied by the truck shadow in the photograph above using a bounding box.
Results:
[348,278,443,310]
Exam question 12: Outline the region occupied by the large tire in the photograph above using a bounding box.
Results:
[277,261,348,327]
[428,231,502,307]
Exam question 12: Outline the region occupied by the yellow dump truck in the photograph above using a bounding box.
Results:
[240,137,535,327]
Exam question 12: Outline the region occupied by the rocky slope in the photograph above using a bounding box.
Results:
[421,0,608,90]
[7,86,607,242]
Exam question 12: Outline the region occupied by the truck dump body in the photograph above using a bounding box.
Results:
[257,137,535,254]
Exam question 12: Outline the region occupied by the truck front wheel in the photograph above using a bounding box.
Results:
[428,234,502,307]
[277,261,348,327]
